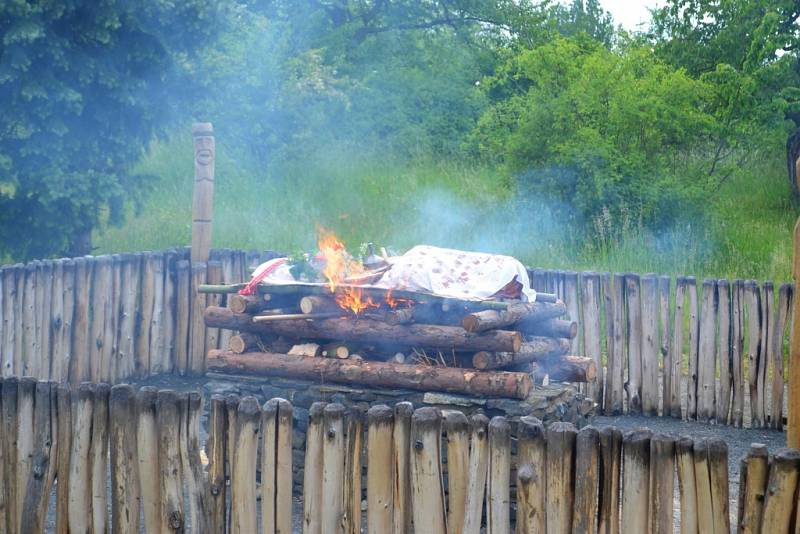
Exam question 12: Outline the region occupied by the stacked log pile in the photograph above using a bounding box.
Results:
[202,283,594,400]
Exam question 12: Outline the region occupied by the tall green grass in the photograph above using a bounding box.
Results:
[94,135,799,282]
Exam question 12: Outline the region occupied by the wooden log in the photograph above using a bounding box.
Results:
[517,416,546,533]
[625,274,643,415]
[225,393,239,521]
[206,306,523,353]
[89,383,110,533]
[253,312,342,322]
[181,392,208,532]
[707,438,729,534]
[621,428,651,534]
[641,274,659,416]
[0,378,17,534]
[732,280,745,427]
[157,390,185,532]
[290,343,323,358]
[301,295,342,314]
[116,255,139,381]
[367,405,395,534]
[136,387,161,532]
[745,281,763,427]
[207,395,227,533]
[675,436,697,534]
[38,262,53,380]
[150,253,167,376]
[89,257,113,381]
[790,217,800,447]
[68,383,94,534]
[669,277,686,419]
[443,410,469,534]
[649,433,675,534]
[528,318,578,339]
[191,122,215,263]
[229,293,265,314]
[189,262,208,375]
[598,426,622,534]
[343,408,363,534]
[693,439,714,533]
[472,337,570,370]
[770,283,792,429]
[322,342,350,359]
[606,274,625,416]
[759,282,771,428]
[697,279,717,423]
[110,385,140,534]
[686,277,699,420]
[463,414,489,534]
[581,272,603,403]
[161,252,177,376]
[109,256,123,382]
[13,264,25,377]
[229,396,258,534]
[573,426,600,534]
[322,403,346,534]
[737,444,768,534]
[658,275,671,418]
[1,267,16,376]
[392,402,413,534]
[205,260,223,354]
[564,271,580,354]
[261,397,294,534]
[21,381,55,532]
[21,263,37,377]
[229,332,262,354]
[463,300,566,333]
[133,254,154,376]
[55,384,71,534]
[759,448,800,533]
[208,349,532,399]
[486,416,511,534]
[716,280,732,424]
[16,377,35,522]
[546,422,578,534]
[534,355,597,383]
[410,407,447,534]
[175,260,191,375]
[303,402,326,534]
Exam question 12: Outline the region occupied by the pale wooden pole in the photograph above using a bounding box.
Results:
[788,216,800,448]
[191,122,215,263]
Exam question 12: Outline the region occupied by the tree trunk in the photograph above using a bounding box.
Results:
[462,301,565,333]
[207,349,532,399]
[205,306,522,353]
[472,338,570,370]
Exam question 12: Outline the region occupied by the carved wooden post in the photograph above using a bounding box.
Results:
[789,216,800,447]
[191,122,215,263]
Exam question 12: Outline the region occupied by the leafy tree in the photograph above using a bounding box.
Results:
[547,0,615,46]
[469,37,719,232]
[651,0,800,193]
[0,0,227,260]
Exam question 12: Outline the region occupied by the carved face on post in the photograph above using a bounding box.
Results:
[194,134,215,168]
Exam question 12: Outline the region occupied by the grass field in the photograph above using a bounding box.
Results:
[94,135,800,283]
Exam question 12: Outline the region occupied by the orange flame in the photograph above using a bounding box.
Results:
[385,288,412,309]
[317,227,376,314]
[336,286,380,315]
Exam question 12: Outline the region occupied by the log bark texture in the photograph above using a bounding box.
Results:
[208,350,532,399]
[471,337,570,370]
[205,306,522,353]
[463,301,565,332]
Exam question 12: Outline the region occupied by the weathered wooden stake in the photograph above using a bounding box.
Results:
[625,274,643,414]
[443,410,469,534]
[486,416,511,534]
[717,280,732,424]
[343,408,363,534]
[207,395,227,533]
[675,436,697,534]
[321,403,346,534]
[640,274,659,416]
[790,216,800,446]
[303,402,326,534]
[192,122,215,263]
[598,426,622,534]
[410,407,447,534]
[68,383,94,533]
[649,433,675,534]
[157,390,185,532]
[110,385,140,534]
[621,428,651,534]
[230,396,259,534]
[573,426,600,534]
[55,384,71,534]
[392,402,413,534]
[368,405,395,534]
[546,421,577,534]
[759,448,800,532]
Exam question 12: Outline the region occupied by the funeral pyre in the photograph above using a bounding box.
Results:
[201,231,594,400]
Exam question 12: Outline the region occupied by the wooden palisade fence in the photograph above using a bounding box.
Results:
[2,376,800,533]
[0,249,794,429]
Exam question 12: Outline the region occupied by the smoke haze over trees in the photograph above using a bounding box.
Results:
[0,0,798,266]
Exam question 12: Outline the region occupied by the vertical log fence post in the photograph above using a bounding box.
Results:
[732,280,746,427]
[737,443,768,534]
[640,274,659,416]
[546,422,577,534]
[675,436,697,534]
[110,384,140,534]
[231,396,259,534]
[443,410,469,534]
[68,383,94,533]
[573,426,600,534]
[462,414,489,534]
[598,426,622,534]
[192,122,215,263]
[486,416,511,534]
[649,433,675,534]
[207,395,228,532]
[516,416,545,533]
[367,405,395,534]
[790,216,800,446]
[625,274,643,414]
[687,277,699,420]
[55,384,71,534]
[698,280,717,423]
[392,402,413,534]
[621,428,651,534]
[717,280,732,424]
[759,448,800,532]
[321,403,346,534]
[343,408,363,534]
[303,402,326,534]
[410,407,447,534]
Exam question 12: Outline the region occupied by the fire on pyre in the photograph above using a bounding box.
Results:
[201,229,594,400]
